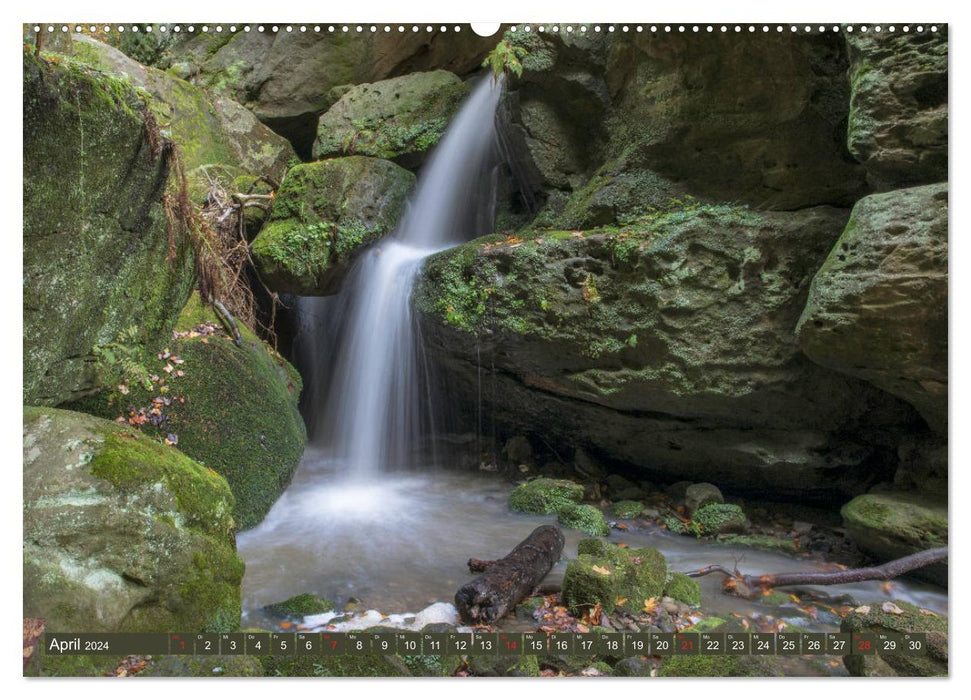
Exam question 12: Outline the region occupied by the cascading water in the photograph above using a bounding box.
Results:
[298,76,503,479]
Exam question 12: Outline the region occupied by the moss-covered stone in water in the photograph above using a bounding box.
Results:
[70,296,306,530]
[663,572,701,607]
[612,500,644,518]
[251,157,414,296]
[557,504,610,536]
[841,492,947,586]
[467,654,541,677]
[23,407,242,635]
[841,600,947,677]
[263,594,335,620]
[23,51,194,407]
[508,478,584,514]
[561,546,666,615]
[692,503,749,536]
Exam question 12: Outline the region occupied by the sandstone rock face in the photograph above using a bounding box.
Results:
[23,407,243,633]
[164,28,497,156]
[23,53,194,406]
[846,29,948,191]
[504,31,867,231]
[415,206,917,497]
[251,157,414,295]
[69,34,296,200]
[312,70,469,168]
[796,184,947,433]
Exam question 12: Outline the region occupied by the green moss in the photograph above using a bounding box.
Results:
[90,429,234,537]
[73,299,306,530]
[251,157,413,295]
[612,500,644,518]
[557,504,610,536]
[23,52,195,406]
[263,593,335,619]
[562,546,667,615]
[663,572,701,606]
[685,503,749,537]
[508,478,584,514]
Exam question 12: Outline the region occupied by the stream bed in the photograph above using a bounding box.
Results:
[238,450,947,633]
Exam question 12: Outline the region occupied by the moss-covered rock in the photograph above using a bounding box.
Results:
[416,206,915,497]
[23,407,243,634]
[312,70,469,168]
[841,492,947,586]
[717,534,799,554]
[263,593,335,620]
[64,34,295,201]
[796,184,948,434]
[612,500,644,518]
[562,544,666,615]
[158,28,496,156]
[657,651,787,677]
[23,51,194,407]
[663,572,701,607]
[467,654,541,677]
[845,29,947,190]
[70,295,306,530]
[692,503,749,536]
[684,482,724,514]
[508,478,584,514]
[557,504,610,536]
[841,600,947,676]
[251,157,414,295]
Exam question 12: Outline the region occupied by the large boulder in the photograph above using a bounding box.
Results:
[251,157,414,295]
[23,407,243,633]
[415,206,917,497]
[312,70,469,168]
[841,492,947,586]
[67,34,296,200]
[841,600,947,676]
[164,28,497,156]
[23,52,194,407]
[796,184,947,433]
[846,29,948,190]
[70,294,306,530]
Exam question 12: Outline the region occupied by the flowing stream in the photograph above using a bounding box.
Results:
[238,75,946,644]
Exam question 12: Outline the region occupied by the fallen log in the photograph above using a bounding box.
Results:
[455,525,565,625]
[468,558,496,573]
[684,547,948,597]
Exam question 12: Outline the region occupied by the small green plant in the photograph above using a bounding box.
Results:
[92,325,154,392]
[482,40,528,81]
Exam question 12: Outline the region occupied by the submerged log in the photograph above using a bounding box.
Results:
[455,525,565,625]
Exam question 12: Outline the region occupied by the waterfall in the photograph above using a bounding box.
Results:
[298,76,503,479]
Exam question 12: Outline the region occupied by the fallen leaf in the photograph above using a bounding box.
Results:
[118,384,129,395]
[163,364,174,374]
[615,597,628,607]
[642,597,659,615]
[614,522,629,531]
[829,660,841,667]
[881,602,905,615]
[591,565,612,576]
[919,608,939,617]
[617,543,629,549]
[854,605,871,615]
[881,581,895,595]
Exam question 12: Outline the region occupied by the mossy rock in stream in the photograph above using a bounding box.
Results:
[668,503,749,537]
[663,572,701,607]
[263,593,335,620]
[612,500,645,518]
[557,503,610,536]
[562,543,666,615]
[509,477,584,514]
[69,294,306,530]
[23,407,242,636]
